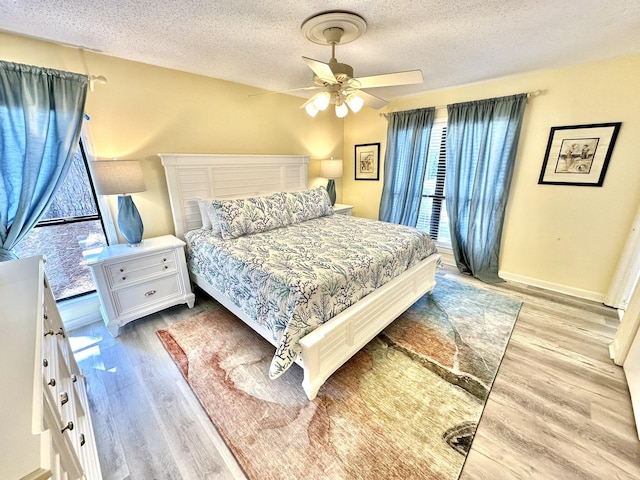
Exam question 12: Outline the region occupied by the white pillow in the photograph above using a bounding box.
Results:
[196,199,212,229]
[197,198,223,237]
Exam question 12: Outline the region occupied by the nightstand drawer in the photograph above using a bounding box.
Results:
[83,235,195,337]
[106,251,177,287]
[113,274,181,313]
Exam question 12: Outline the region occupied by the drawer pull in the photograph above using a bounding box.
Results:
[122,276,127,281]
[164,265,169,269]
[71,374,78,383]
[56,328,66,338]
[120,267,124,272]
[144,290,157,297]
[48,378,56,387]
[43,313,48,320]
[80,433,86,447]
[163,258,167,262]
[44,327,65,338]
[60,392,69,405]
[43,359,49,368]
[61,421,74,434]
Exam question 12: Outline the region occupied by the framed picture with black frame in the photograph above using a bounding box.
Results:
[354,143,380,181]
[538,122,621,186]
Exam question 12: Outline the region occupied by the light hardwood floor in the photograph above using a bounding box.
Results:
[69,267,640,479]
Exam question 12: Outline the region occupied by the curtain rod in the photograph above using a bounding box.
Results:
[86,74,108,92]
[379,89,542,116]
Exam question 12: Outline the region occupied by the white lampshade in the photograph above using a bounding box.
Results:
[335,102,349,118]
[320,158,343,179]
[346,94,364,113]
[305,102,319,117]
[91,160,146,195]
[313,92,331,111]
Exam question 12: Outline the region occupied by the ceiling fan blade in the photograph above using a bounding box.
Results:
[302,57,337,84]
[249,85,322,97]
[354,70,423,89]
[357,90,388,110]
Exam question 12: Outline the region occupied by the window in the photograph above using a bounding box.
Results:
[416,118,451,248]
[13,140,108,300]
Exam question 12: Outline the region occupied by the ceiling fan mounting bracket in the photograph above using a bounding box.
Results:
[301,11,367,45]
[323,27,344,45]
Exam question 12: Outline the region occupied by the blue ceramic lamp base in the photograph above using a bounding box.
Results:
[326,179,336,206]
[117,195,144,246]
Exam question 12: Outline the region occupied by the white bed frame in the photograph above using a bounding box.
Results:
[160,153,440,399]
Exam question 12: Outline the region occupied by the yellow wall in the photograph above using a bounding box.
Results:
[343,54,640,299]
[0,33,344,240]
[3,32,639,299]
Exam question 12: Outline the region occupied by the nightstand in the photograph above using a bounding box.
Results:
[83,235,195,336]
[333,203,354,215]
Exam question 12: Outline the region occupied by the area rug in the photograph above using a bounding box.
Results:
[157,276,521,480]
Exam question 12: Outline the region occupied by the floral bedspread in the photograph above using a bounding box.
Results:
[185,214,438,378]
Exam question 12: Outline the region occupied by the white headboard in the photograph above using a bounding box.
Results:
[159,153,309,239]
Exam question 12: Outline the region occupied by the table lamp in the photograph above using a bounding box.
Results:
[91,159,146,246]
[320,157,343,206]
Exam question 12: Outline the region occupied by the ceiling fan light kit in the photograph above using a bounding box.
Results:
[298,11,423,118]
[314,91,331,110]
[305,102,319,117]
[335,102,349,118]
[345,93,364,113]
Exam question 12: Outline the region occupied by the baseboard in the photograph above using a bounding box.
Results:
[609,313,624,363]
[58,293,103,331]
[436,249,456,267]
[610,339,620,364]
[439,252,603,302]
[499,270,604,303]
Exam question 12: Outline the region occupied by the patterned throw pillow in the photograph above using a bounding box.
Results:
[285,187,334,224]
[213,192,292,240]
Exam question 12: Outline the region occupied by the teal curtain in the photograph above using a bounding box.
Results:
[446,94,527,283]
[0,61,88,261]
[379,107,435,226]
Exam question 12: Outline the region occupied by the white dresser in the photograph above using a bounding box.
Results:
[0,256,102,480]
[83,235,195,337]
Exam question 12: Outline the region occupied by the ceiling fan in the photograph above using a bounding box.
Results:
[298,11,423,118]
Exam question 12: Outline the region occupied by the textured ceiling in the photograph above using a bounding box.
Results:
[2,1,640,102]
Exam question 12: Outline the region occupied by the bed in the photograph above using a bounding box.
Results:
[160,153,440,399]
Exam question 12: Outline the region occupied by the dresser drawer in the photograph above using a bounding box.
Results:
[106,251,177,288]
[1,256,101,480]
[113,274,182,314]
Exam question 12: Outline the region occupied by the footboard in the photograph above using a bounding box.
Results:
[298,254,440,399]
[191,254,440,400]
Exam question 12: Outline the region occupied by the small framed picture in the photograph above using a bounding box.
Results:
[538,122,621,186]
[354,143,380,181]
